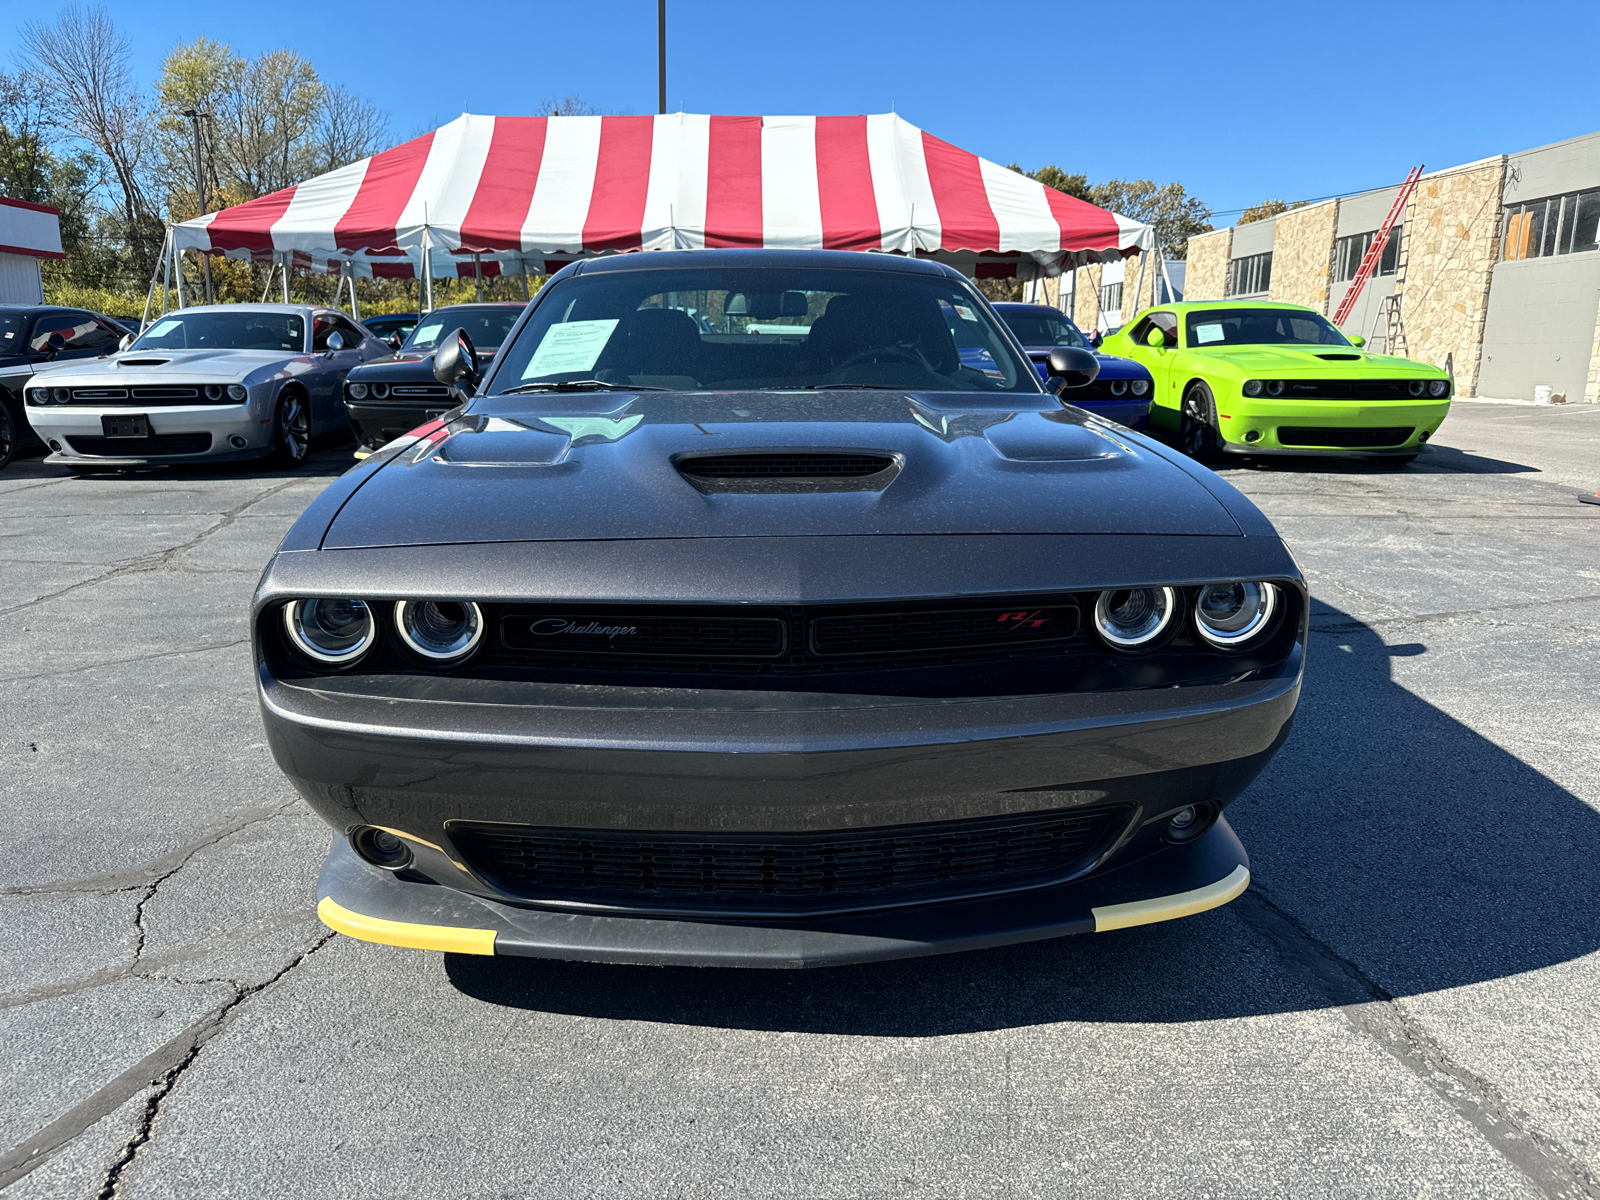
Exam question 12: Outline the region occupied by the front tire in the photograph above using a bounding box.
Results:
[1180,383,1223,463]
[272,390,309,467]
[0,404,15,471]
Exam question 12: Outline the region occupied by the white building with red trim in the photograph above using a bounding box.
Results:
[0,197,64,304]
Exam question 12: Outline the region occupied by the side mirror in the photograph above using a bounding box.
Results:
[1045,346,1101,392]
[387,332,404,351]
[1145,328,1166,349]
[117,334,133,352]
[324,331,345,356]
[432,328,481,397]
[44,332,66,358]
[1348,334,1366,348]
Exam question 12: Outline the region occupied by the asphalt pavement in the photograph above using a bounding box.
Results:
[2,401,1598,1199]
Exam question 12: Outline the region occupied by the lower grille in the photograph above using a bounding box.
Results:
[450,805,1123,914]
[66,433,213,457]
[1277,426,1413,448]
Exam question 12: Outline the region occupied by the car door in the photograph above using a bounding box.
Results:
[307,314,367,434]
[1122,310,1183,423]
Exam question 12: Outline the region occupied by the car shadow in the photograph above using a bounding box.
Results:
[1141,427,1539,476]
[445,601,1600,1033]
[3,437,357,483]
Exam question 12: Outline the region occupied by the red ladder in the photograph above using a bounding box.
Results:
[1332,164,1423,329]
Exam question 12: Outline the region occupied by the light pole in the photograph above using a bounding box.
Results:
[657,0,666,115]
[180,107,214,303]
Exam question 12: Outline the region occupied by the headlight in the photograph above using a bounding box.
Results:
[394,599,484,661]
[204,384,224,401]
[1242,380,1263,397]
[371,383,390,399]
[1408,380,1425,397]
[1428,379,1448,397]
[24,389,43,406]
[1093,587,1177,650]
[51,387,72,404]
[227,383,248,401]
[1265,380,1285,397]
[1108,378,1128,396]
[282,598,374,665]
[347,382,368,399]
[1193,582,1278,649]
[1130,379,1149,396]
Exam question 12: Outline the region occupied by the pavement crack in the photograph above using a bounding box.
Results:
[1234,887,1600,1200]
[0,802,295,898]
[0,930,333,1195]
[0,478,299,618]
[0,638,248,685]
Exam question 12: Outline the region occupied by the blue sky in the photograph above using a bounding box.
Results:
[15,0,1600,222]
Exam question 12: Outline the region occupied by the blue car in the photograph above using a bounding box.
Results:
[991,302,1152,430]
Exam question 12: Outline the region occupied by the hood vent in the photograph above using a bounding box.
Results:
[1316,354,1361,361]
[118,357,172,367]
[675,451,899,494]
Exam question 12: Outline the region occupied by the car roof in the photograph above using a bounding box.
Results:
[423,302,526,312]
[0,304,99,316]
[991,302,1073,315]
[571,247,965,281]
[156,303,323,316]
[1156,300,1320,314]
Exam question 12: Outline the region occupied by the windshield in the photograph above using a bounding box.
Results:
[998,308,1091,349]
[490,266,1036,394]
[131,311,305,353]
[1186,308,1351,348]
[405,307,522,352]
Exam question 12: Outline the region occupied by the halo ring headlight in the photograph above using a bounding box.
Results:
[227,383,248,401]
[1265,380,1286,397]
[1242,379,1264,397]
[371,383,390,399]
[1408,380,1426,397]
[1193,582,1279,649]
[394,599,484,662]
[52,387,71,403]
[1427,379,1448,397]
[1109,378,1128,396]
[283,598,374,665]
[1130,379,1149,396]
[204,384,224,401]
[347,382,368,399]
[1093,587,1177,650]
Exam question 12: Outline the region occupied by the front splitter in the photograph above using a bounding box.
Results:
[316,818,1250,969]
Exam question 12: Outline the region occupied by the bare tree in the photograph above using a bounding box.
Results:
[315,85,388,174]
[20,6,160,278]
[538,95,601,116]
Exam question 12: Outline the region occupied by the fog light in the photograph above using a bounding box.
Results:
[1418,430,1431,442]
[48,439,62,452]
[1169,807,1197,831]
[1243,429,1262,443]
[1165,805,1211,843]
[350,825,414,870]
[229,435,248,448]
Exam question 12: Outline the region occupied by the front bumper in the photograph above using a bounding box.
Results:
[345,399,452,448]
[315,817,1251,968]
[27,403,274,463]
[1216,398,1450,455]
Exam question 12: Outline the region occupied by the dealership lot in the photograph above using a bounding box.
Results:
[2,402,1598,1199]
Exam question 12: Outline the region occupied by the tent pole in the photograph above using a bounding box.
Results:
[159,234,171,316]
[140,234,166,329]
[281,253,290,304]
[172,236,187,310]
[423,247,434,313]
[518,259,529,301]
[473,253,483,302]
[1130,250,1147,323]
[347,266,360,321]
[260,258,273,303]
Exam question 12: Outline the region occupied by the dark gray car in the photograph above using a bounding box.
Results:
[254,250,1304,968]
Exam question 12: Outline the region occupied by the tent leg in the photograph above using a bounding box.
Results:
[473,253,483,302]
[203,253,213,305]
[281,253,290,304]
[423,247,434,313]
[172,237,187,310]
[347,268,360,321]
[1130,251,1148,322]
[159,235,171,316]
[518,262,529,301]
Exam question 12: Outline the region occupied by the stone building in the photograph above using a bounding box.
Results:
[1177,130,1600,401]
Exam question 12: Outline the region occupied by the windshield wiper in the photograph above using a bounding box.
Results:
[498,380,666,395]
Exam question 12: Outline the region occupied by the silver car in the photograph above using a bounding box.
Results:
[22,304,388,469]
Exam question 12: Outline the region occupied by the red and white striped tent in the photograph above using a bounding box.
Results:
[171,112,1151,283]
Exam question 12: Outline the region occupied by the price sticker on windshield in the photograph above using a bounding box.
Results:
[524,320,620,378]
[1193,323,1225,345]
[953,305,979,322]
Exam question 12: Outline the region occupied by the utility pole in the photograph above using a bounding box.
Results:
[181,107,214,304]
[657,0,667,115]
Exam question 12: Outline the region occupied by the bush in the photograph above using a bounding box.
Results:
[41,281,147,318]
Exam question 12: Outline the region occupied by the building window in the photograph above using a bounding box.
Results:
[1226,252,1272,297]
[1099,282,1122,313]
[1334,226,1403,282]
[1504,189,1600,261]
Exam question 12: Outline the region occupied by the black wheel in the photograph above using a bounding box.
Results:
[0,403,15,471]
[1179,383,1223,463]
[272,390,310,467]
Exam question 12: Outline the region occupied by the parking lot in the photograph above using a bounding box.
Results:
[2,400,1599,1199]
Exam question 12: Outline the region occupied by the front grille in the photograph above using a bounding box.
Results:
[494,600,1083,673]
[678,452,893,478]
[66,433,213,457]
[57,385,222,406]
[1271,379,1444,401]
[390,384,450,398]
[450,805,1123,914]
[1277,426,1414,448]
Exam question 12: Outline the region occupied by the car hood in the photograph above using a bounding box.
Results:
[323,390,1242,549]
[42,348,294,383]
[349,346,501,381]
[1189,345,1442,374]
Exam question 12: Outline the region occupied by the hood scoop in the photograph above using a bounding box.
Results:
[1315,353,1362,361]
[675,451,899,494]
[118,357,172,367]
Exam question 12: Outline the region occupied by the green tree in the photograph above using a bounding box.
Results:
[1088,179,1212,260]
[1238,198,1308,225]
[1006,163,1093,202]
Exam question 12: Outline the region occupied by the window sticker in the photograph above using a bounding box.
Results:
[954,305,979,322]
[411,321,444,345]
[524,319,620,378]
[146,319,180,337]
[1193,323,1225,345]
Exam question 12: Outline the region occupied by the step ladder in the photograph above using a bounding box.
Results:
[1333,164,1424,329]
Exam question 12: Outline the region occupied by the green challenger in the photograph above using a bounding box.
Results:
[1100,301,1452,464]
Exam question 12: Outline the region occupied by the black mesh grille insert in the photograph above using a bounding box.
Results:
[677,452,894,478]
[451,805,1122,913]
[1277,426,1414,448]
[811,605,1078,656]
[66,433,213,456]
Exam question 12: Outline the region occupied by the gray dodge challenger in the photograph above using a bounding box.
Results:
[255,249,1304,968]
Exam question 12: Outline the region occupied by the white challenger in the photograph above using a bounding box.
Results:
[22,304,389,469]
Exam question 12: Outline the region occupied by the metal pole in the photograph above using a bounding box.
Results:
[184,108,215,304]
[347,266,360,321]
[281,252,290,304]
[473,252,483,302]
[518,260,530,301]
[657,0,667,115]
[173,237,187,309]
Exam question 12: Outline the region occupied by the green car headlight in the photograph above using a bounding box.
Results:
[1265,381,1286,397]
[1408,380,1426,397]
[1243,380,1263,397]
[1428,379,1448,397]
